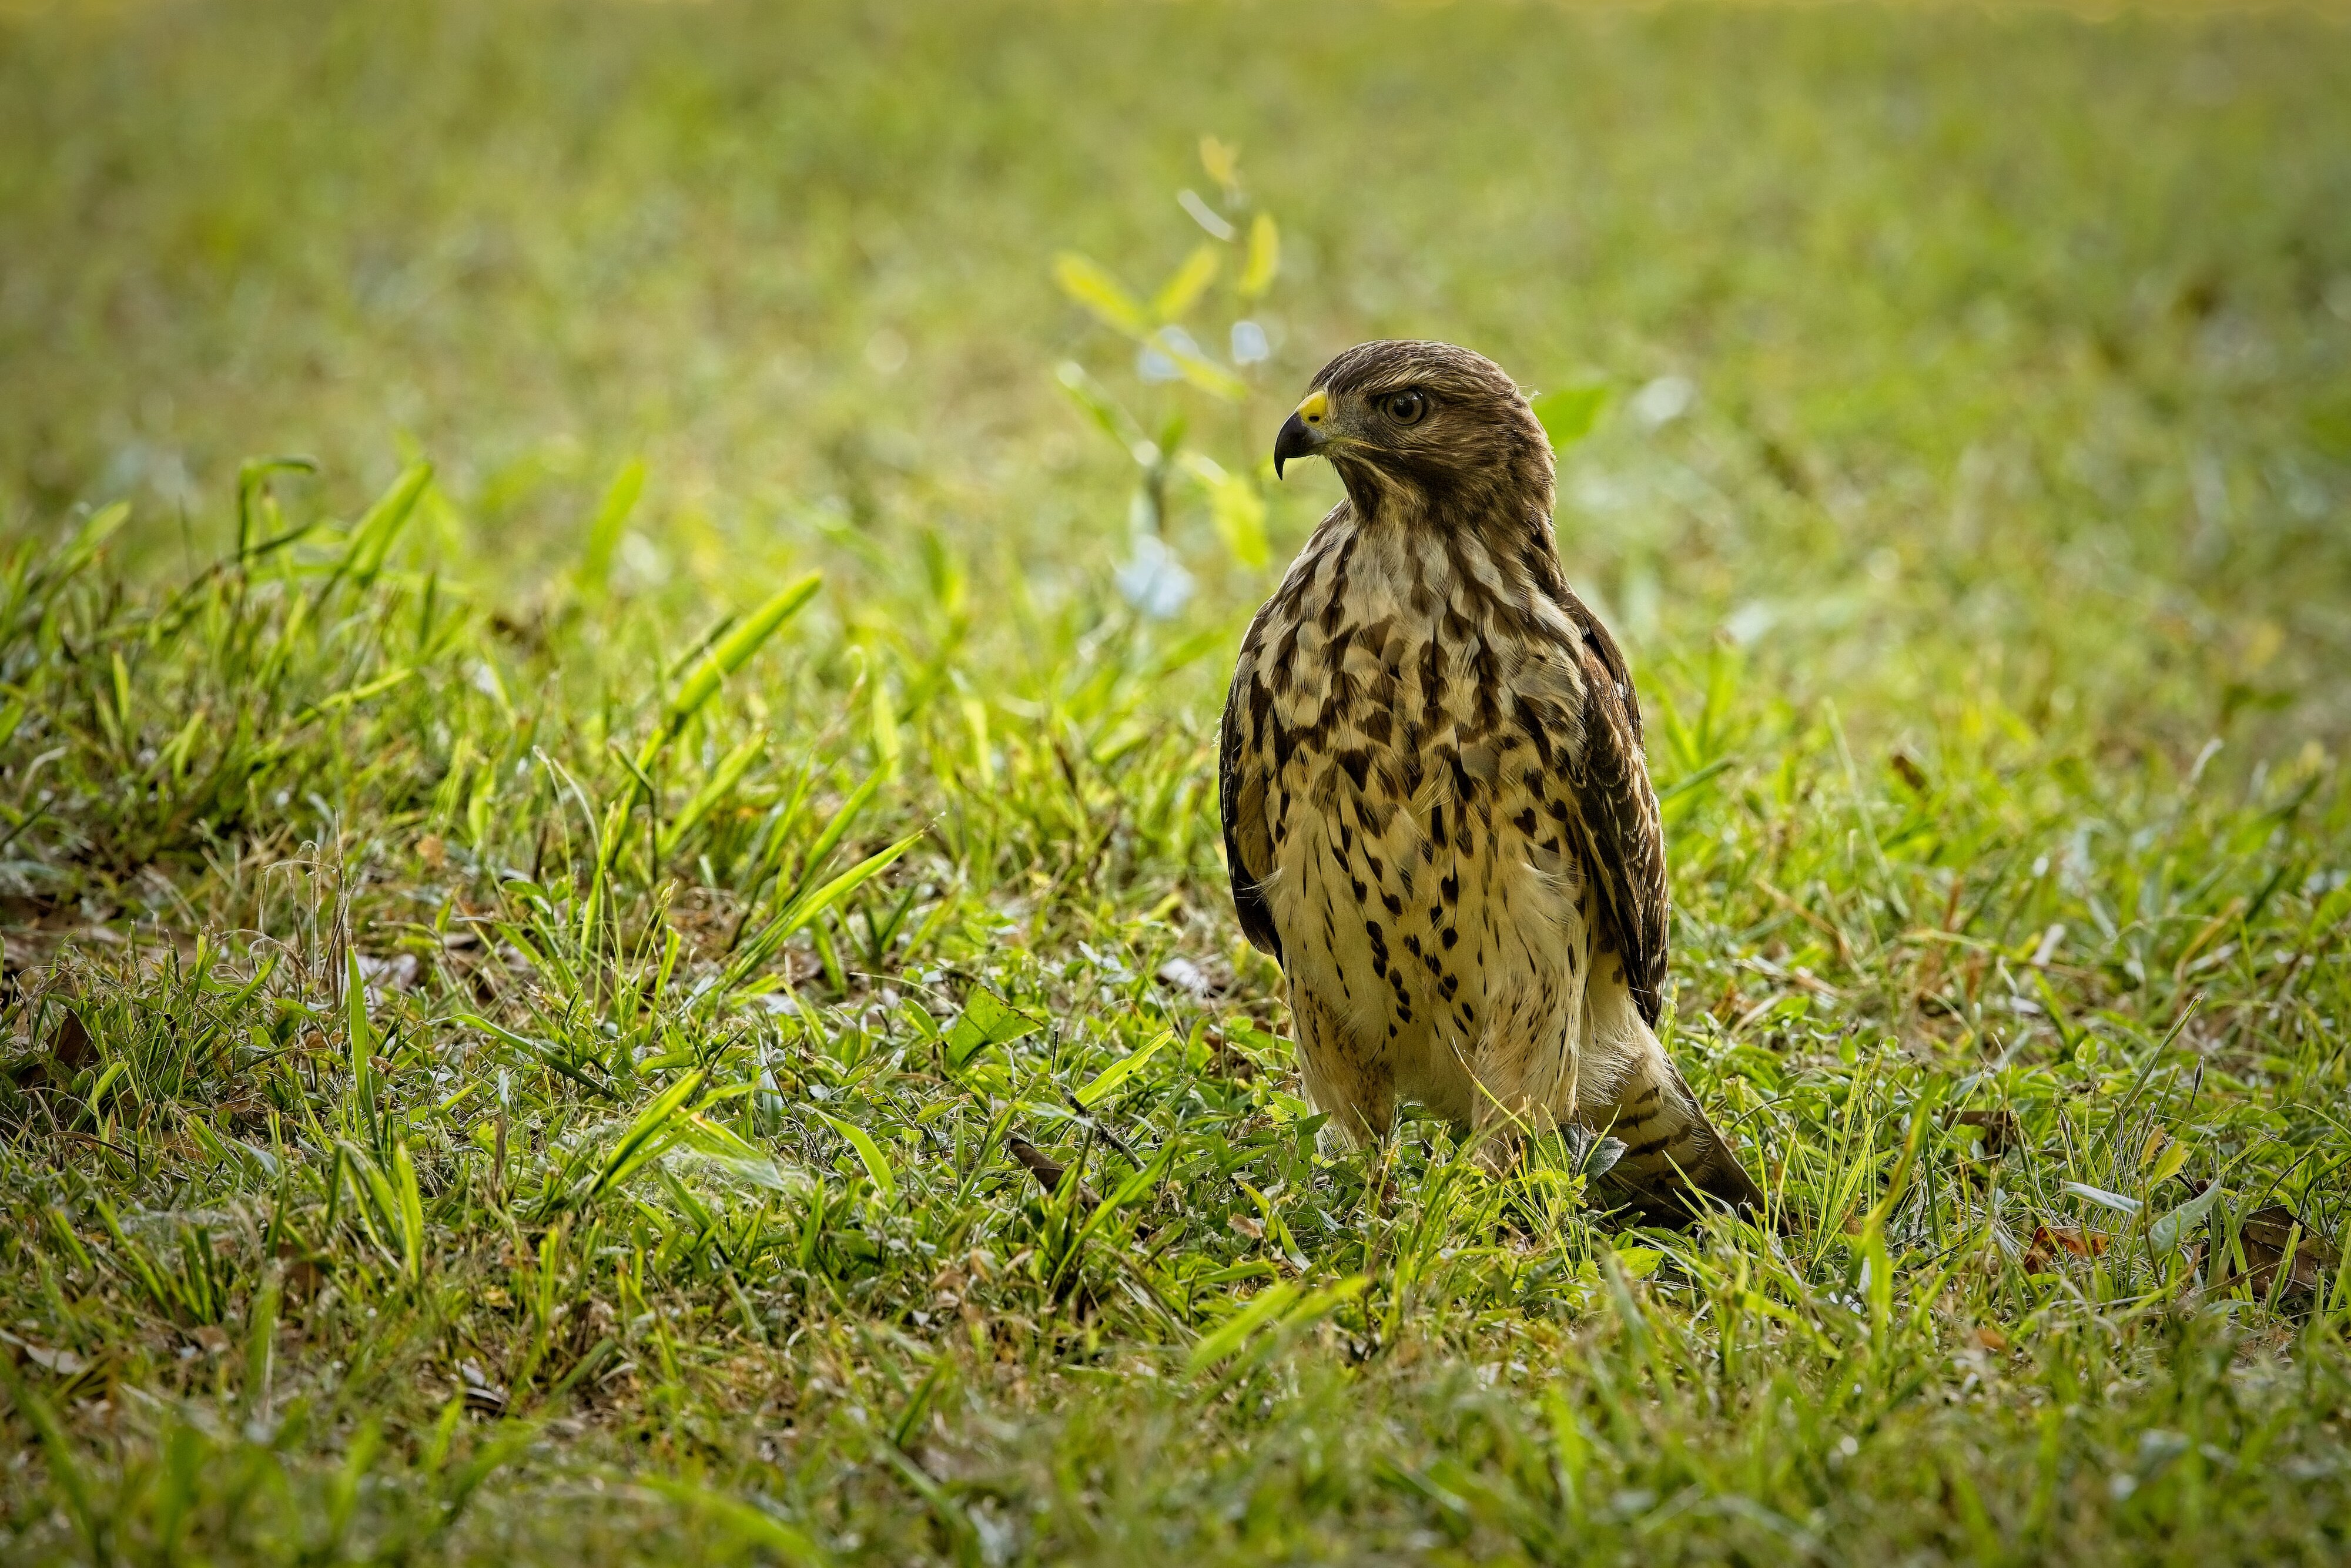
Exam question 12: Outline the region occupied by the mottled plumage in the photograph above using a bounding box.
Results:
[1220,341,1763,1217]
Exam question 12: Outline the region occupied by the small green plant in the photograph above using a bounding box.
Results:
[1054,137,1285,609]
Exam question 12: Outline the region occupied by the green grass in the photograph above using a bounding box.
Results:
[4,1,2351,1562]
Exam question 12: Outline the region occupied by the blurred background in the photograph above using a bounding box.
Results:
[3,0,2347,750]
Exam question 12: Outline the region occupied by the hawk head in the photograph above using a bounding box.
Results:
[1272,340,1553,524]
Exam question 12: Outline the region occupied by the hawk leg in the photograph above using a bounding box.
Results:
[1291,989,1395,1150]
[1461,988,1578,1172]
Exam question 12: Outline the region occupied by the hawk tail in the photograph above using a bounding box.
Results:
[1596,1053,1767,1222]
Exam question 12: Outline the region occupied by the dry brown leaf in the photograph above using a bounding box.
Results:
[2024,1224,2107,1272]
[49,1007,93,1074]
[1008,1136,1096,1212]
[2223,1203,2340,1302]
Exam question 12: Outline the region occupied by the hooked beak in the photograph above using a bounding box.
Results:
[1272,387,1331,480]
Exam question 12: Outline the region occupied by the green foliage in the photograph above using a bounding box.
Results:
[2,1,2350,1564]
[1053,139,1284,582]
[639,575,823,770]
[1531,385,1610,453]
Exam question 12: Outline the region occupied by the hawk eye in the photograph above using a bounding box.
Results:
[1384,390,1431,425]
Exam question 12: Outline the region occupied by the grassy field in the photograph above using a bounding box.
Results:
[4,1,2351,1562]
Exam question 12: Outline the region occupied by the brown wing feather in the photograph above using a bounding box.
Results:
[1218,609,1283,964]
[1556,589,1669,1025]
[1553,592,1764,1217]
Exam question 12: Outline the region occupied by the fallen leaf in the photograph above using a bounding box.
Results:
[2045,1224,2105,1255]
[2024,1224,2106,1272]
[1008,1137,1095,1212]
[49,1006,93,1073]
[1973,1326,2009,1353]
[2225,1202,2340,1303]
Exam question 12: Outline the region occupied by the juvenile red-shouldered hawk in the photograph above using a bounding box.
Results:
[1220,340,1763,1218]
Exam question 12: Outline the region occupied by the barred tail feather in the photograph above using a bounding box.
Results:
[1593,1048,1766,1220]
